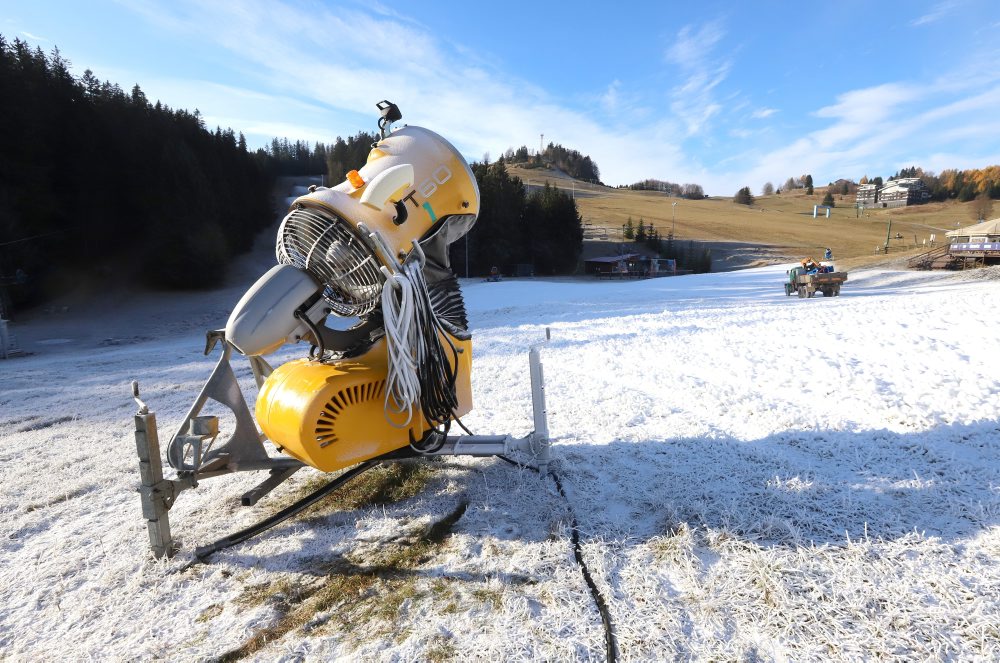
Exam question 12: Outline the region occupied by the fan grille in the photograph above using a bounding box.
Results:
[276,206,384,317]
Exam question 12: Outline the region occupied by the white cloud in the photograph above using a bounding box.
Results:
[600,80,621,114]
[710,75,1000,194]
[114,0,699,188]
[664,20,731,137]
[201,116,336,144]
[751,107,777,119]
[20,30,48,41]
[814,83,920,124]
[910,1,961,26]
[917,150,1000,174]
[666,21,725,69]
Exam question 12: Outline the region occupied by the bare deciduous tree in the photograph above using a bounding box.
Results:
[971,193,994,222]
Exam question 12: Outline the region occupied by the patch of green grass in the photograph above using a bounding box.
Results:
[196,603,224,624]
[471,587,504,610]
[24,485,94,513]
[234,577,308,611]
[294,461,436,519]
[424,634,457,662]
[214,501,467,662]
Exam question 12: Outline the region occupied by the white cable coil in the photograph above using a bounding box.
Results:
[381,261,426,427]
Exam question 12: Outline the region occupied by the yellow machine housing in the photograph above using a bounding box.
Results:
[256,335,473,473]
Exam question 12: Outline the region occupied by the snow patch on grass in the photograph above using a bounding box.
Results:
[2,263,999,659]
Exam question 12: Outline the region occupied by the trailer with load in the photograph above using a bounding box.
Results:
[784,258,847,298]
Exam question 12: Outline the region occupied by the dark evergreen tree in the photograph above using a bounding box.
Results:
[0,35,278,304]
[645,227,662,253]
[635,219,647,242]
[958,183,977,202]
[447,162,582,277]
[733,186,754,205]
[448,160,526,277]
[526,182,584,274]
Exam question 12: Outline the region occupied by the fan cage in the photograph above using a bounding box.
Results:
[276,206,384,317]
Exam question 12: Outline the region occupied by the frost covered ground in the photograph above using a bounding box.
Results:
[2,217,999,660]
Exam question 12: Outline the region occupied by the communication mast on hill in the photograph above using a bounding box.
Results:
[539,133,543,155]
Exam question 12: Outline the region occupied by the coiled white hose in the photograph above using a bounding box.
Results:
[381,257,461,448]
[381,265,422,426]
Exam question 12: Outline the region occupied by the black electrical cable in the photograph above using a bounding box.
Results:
[453,415,474,437]
[294,308,326,360]
[185,443,616,658]
[497,455,619,662]
[406,264,461,430]
[192,461,378,560]
[496,454,538,472]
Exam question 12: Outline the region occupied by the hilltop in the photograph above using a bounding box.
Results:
[508,165,977,270]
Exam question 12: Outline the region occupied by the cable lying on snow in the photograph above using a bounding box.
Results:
[498,454,619,662]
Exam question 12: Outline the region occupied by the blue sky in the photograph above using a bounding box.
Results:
[5,0,1000,194]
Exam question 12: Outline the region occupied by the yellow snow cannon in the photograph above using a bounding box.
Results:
[130,101,551,559]
[225,101,481,472]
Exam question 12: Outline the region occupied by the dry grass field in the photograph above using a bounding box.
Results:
[509,165,982,269]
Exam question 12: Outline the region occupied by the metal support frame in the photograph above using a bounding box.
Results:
[134,406,192,558]
[242,467,301,506]
[0,319,24,360]
[166,330,291,473]
[0,319,9,360]
[529,333,551,476]
[131,329,552,558]
[132,333,304,558]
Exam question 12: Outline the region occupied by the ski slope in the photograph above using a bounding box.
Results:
[2,239,999,659]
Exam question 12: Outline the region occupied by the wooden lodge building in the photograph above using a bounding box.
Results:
[856,178,930,209]
[585,253,678,278]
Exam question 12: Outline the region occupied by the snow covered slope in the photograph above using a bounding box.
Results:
[1,259,998,660]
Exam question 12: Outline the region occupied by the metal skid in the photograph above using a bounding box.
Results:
[132,331,551,558]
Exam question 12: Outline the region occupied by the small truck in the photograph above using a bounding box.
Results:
[784,259,848,298]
